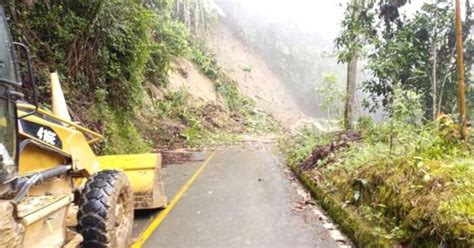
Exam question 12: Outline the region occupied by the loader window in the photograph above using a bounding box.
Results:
[0,84,16,186]
[0,7,20,86]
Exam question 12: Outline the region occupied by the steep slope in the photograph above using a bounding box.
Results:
[204,23,317,130]
[167,58,220,106]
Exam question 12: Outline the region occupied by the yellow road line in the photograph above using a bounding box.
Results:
[132,151,217,248]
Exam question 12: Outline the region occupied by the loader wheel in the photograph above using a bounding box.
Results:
[77,170,134,248]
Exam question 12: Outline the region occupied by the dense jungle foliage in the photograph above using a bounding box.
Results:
[1,0,268,154]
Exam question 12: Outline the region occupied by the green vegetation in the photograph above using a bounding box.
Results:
[280,2,473,245]
[2,0,274,153]
[335,0,376,129]
[190,43,255,112]
[337,1,473,119]
[2,0,162,153]
[314,73,345,120]
[282,127,473,246]
[280,89,474,246]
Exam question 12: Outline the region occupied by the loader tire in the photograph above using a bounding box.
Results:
[77,170,134,248]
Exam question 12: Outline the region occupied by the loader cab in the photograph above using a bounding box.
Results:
[0,6,21,197]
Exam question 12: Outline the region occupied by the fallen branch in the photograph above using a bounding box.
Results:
[300,131,362,171]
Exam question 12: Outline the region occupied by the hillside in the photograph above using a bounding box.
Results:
[204,23,316,130]
[3,1,282,153]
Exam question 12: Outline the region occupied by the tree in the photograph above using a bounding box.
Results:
[431,0,439,120]
[362,1,473,120]
[335,0,376,130]
[455,0,468,140]
[172,0,220,34]
[315,73,345,120]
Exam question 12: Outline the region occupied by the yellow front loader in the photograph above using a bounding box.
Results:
[0,6,166,247]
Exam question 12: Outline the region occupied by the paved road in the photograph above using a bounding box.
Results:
[133,145,340,248]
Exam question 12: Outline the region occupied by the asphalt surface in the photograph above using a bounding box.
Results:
[133,146,340,248]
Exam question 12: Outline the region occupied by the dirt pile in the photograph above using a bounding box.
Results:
[199,104,245,131]
[140,102,247,148]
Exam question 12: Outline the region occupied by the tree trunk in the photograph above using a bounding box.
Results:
[431,57,437,120]
[431,0,438,121]
[438,49,456,112]
[431,36,437,120]
[455,0,468,141]
[344,53,358,130]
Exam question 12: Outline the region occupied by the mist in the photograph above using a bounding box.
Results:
[213,0,470,122]
[215,0,351,119]
[225,0,346,40]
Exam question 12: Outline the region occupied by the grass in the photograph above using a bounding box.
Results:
[280,120,474,247]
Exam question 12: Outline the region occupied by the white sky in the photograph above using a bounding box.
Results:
[230,0,469,40]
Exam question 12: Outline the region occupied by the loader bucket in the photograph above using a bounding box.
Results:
[97,153,167,210]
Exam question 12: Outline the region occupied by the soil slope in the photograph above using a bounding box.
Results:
[168,58,221,106]
[204,23,318,130]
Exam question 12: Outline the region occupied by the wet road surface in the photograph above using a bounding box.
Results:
[132,145,341,248]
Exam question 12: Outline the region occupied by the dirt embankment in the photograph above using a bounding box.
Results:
[204,23,319,130]
[168,58,221,106]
